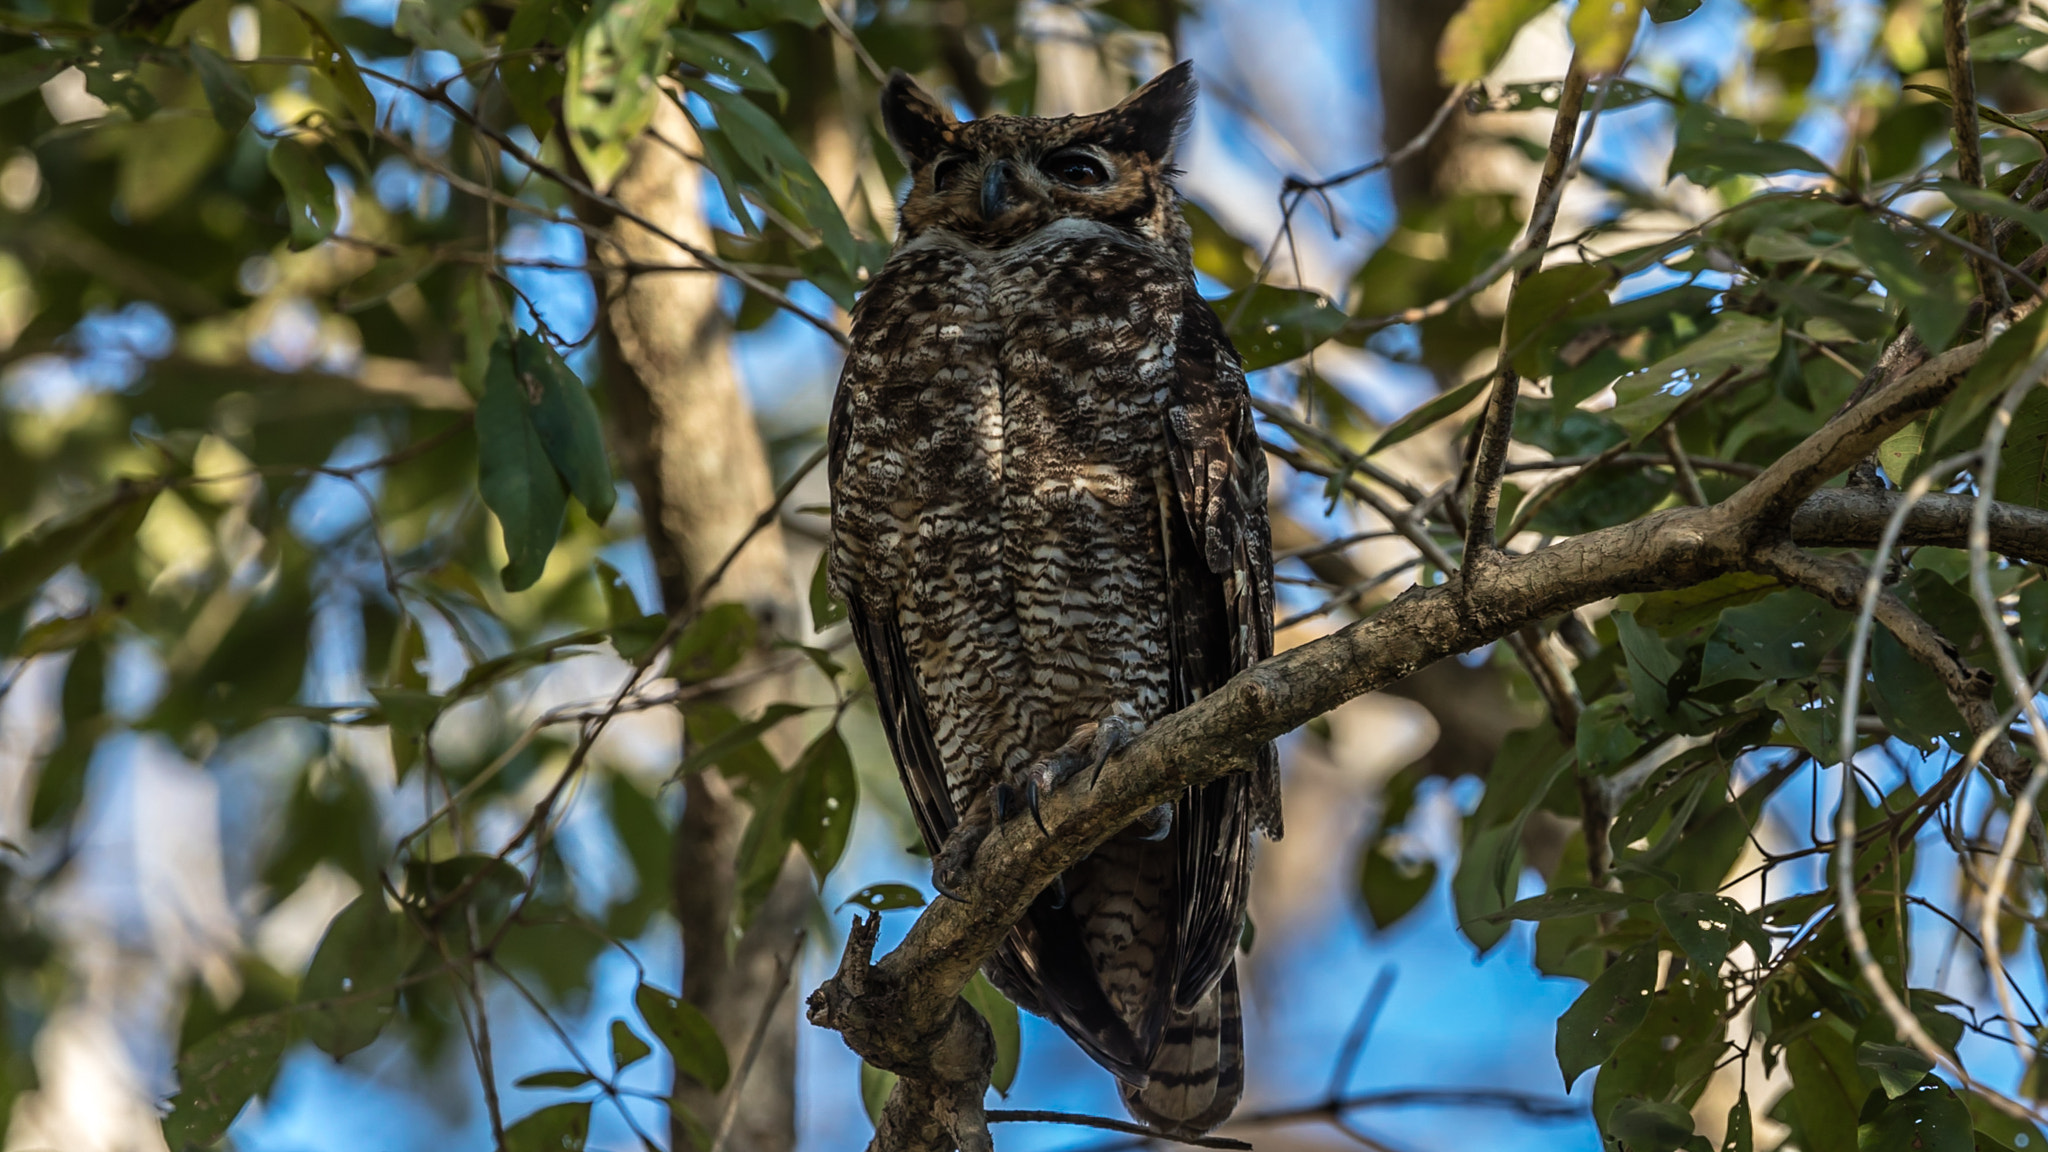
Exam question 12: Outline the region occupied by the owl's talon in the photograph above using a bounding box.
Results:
[1135,803,1173,842]
[930,806,994,901]
[1046,874,1068,910]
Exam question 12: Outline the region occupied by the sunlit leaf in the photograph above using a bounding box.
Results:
[1360,849,1437,931]
[1654,891,1764,970]
[1438,0,1555,83]
[1857,1080,1971,1152]
[286,2,379,129]
[1609,314,1780,445]
[1668,103,1832,185]
[0,481,160,614]
[860,1061,897,1127]
[1569,0,1642,75]
[1368,374,1488,455]
[565,0,684,192]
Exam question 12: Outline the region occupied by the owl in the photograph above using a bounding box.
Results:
[826,62,1280,1136]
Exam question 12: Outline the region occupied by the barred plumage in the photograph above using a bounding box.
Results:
[827,62,1279,1137]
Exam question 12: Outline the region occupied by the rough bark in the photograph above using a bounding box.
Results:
[583,93,806,1152]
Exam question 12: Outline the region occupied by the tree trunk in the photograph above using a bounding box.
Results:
[583,91,807,1152]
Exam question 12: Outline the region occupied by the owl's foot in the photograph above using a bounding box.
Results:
[1019,715,1145,834]
[929,812,989,903]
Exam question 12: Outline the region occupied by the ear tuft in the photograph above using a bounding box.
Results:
[1102,60,1195,164]
[880,71,956,172]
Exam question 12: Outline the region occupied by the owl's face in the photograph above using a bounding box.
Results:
[881,63,1195,252]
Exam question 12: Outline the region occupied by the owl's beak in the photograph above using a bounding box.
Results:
[980,160,1017,219]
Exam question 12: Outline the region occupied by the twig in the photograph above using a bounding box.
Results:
[1463,57,1590,563]
[986,1111,1251,1149]
[707,930,808,1152]
[1661,427,1709,507]
[1942,0,2012,311]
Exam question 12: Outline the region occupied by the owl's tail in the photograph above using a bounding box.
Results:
[1118,962,1245,1136]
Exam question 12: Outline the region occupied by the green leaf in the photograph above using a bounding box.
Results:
[267,137,338,251]
[1218,285,1349,371]
[1607,1097,1699,1152]
[1852,216,1966,355]
[1609,314,1780,444]
[1453,823,1522,953]
[1871,625,1967,748]
[1995,389,2048,509]
[162,1013,289,1149]
[511,333,614,523]
[299,893,410,1059]
[634,984,729,1092]
[1668,103,1833,184]
[784,728,857,881]
[1877,417,1926,485]
[1857,1081,1972,1152]
[1725,1093,1754,1152]
[684,79,857,278]
[1857,1042,1935,1099]
[339,248,438,313]
[961,972,1021,1096]
[1505,264,1612,376]
[477,338,569,591]
[1698,590,1850,687]
[1615,610,1682,718]
[1438,0,1556,83]
[860,1061,897,1127]
[1767,679,1844,761]
[1569,0,1642,74]
[187,42,253,135]
[596,560,667,660]
[692,0,824,28]
[1971,24,2048,61]
[0,48,68,108]
[1785,1029,1862,1152]
[610,1020,652,1071]
[810,549,848,631]
[514,1070,597,1089]
[1620,572,1779,634]
[1654,891,1762,970]
[669,29,784,103]
[565,0,685,192]
[836,883,926,914]
[1486,886,1641,922]
[502,1101,591,1152]
[1933,307,2048,453]
[1555,943,1657,1089]
[446,629,606,702]
[1360,849,1437,931]
[1646,0,1701,20]
[0,482,159,614]
[287,3,379,129]
[679,701,807,777]
[1369,374,1489,455]
[1937,179,2048,244]
[670,602,758,682]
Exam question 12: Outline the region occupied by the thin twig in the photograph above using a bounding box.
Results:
[707,930,808,1152]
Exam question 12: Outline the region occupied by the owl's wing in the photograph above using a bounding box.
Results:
[1161,287,1280,1010]
[827,369,957,855]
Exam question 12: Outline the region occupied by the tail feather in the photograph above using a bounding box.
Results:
[1118,962,1244,1136]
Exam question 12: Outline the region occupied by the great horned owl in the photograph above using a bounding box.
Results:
[827,62,1280,1135]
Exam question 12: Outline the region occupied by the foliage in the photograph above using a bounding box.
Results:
[7,0,2048,1148]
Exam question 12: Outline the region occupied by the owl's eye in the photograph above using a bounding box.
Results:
[930,156,968,191]
[1042,151,1110,187]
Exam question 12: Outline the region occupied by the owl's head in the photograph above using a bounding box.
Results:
[880,62,1195,250]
